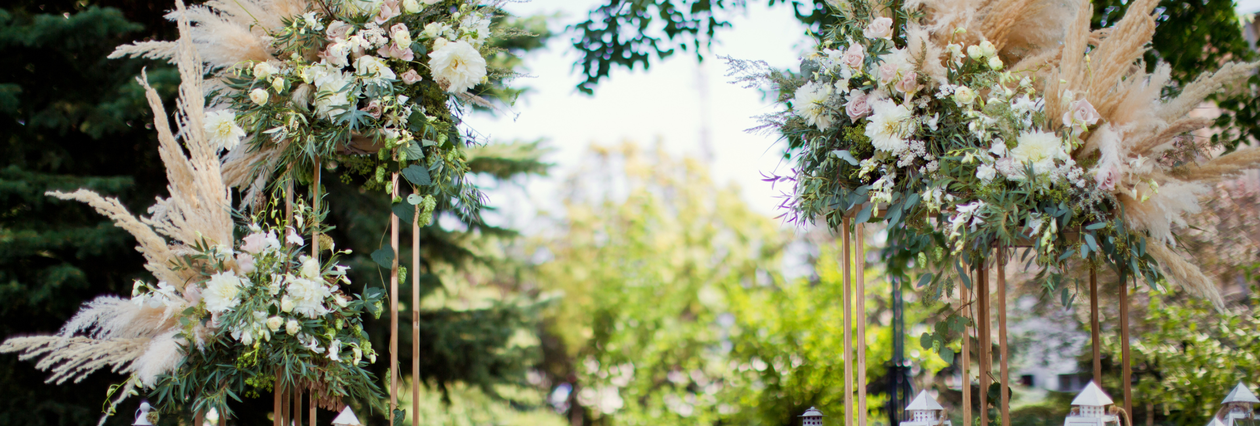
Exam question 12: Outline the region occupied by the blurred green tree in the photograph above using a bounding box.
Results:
[533,143,948,426]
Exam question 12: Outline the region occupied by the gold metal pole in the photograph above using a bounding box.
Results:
[978,262,989,426]
[1120,275,1132,416]
[389,172,400,426]
[309,391,316,426]
[842,218,853,426]
[962,267,972,426]
[1090,266,1101,384]
[274,371,282,426]
[856,223,867,426]
[997,247,1009,426]
[412,200,422,426]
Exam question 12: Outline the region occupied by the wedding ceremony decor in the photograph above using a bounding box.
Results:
[0,3,385,424]
[1,0,516,423]
[730,0,1260,424]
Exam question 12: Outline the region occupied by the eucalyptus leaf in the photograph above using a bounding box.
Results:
[1085,222,1106,230]
[406,194,423,205]
[854,203,873,224]
[916,272,933,288]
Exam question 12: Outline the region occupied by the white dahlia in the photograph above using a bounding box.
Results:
[1010,130,1069,177]
[204,271,247,313]
[792,81,834,130]
[204,110,245,151]
[864,98,912,153]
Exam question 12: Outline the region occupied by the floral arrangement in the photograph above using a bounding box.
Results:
[112,0,515,218]
[1,3,384,422]
[731,0,1260,307]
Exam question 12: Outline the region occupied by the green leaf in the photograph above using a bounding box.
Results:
[940,347,955,363]
[916,272,933,288]
[1084,233,1099,253]
[955,260,972,289]
[920,332,933,348]
[854,203,873,224]
[831,149,860,166]
[1060,287,1071,306]
[1085,222,1106,230]
[402,141,424,161]
[371,247,395,269]
[406,194,423,205]
[401,165,431,187]
[392,202,415,222]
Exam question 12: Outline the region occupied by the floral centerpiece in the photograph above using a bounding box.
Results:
[731,0,1260,307]
[112,0,516,218]
[1,3,386,423]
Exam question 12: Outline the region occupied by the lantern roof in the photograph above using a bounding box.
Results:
[1222,382,1260,405]
[1206,416,1228,426]
[906,390,944,411]
[801,407,824,417]
[332,407,362,426]
[1071,382,1114,407]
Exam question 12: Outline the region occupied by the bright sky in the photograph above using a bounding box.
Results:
[464,1,813,230]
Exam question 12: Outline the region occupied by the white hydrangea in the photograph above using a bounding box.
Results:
[428,38,487,94]
[283,276,331,318]
[792,81,834,130]
[864,98,912,153]
[204,271,247,313]
[459,14,492,48]
[204,110,245,151]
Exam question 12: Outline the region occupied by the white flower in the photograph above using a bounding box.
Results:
[864,98,913,153]
[863,16,893,39]
[204,271,246,313]
[334,294,349,307]
[321,41,351,67]
[300,257,321,279]
[987,56,1003,70]
[977,163,997,183]
[328,339,342,361]
[285,227,304,246]
[249,88,269,105]
[1010,130,1069,177]
[422,22,450,39]
[253,62,279,80]
[354,55,397,84]
[302,12,324,31]
[204,110,245,151]
[402,0,421,13]
[428,38,487,94]
[267,316,284,332]
[953,86,976,106]
[286,319,300,335]
[284,276,331,318]
[352,346,363,364]
[979,40,997,58]
[792,81,834,130]
[271,77,285,93]
[967,44,984,59]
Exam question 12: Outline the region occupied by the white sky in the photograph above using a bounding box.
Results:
[463,1,813,231]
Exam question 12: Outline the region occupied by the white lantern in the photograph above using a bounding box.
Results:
[800,407,824,426]
[1063,382,1120,426]
[1218,382,1258,426]
[332,406,362,426]
[133,401,155,426]
[900,390,951,426]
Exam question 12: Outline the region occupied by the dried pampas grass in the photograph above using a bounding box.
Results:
[109,0,308,71]
[5,1,236,421]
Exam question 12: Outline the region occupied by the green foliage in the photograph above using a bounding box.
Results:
[570,0,838,93]
[1102,287,1260,426]
[534,143,947,425]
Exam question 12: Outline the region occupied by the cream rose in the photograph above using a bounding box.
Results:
[953,86,976,106]
[249,88,269,105]
[863,17,893,39]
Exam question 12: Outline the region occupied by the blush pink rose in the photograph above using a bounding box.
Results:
[377,43,415,60]
[863,17,893,39]
[361,100,383,119]
[895,71,919,94]
[236,253,256,275]
[326,21,353,40]
[400,69,422,84]
[1094,165,1120,191]
[845,91,872,120]
[842,44,865,71]
[241,232,267,254]
[1063,98,1101,133]
[375,0,401,24]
